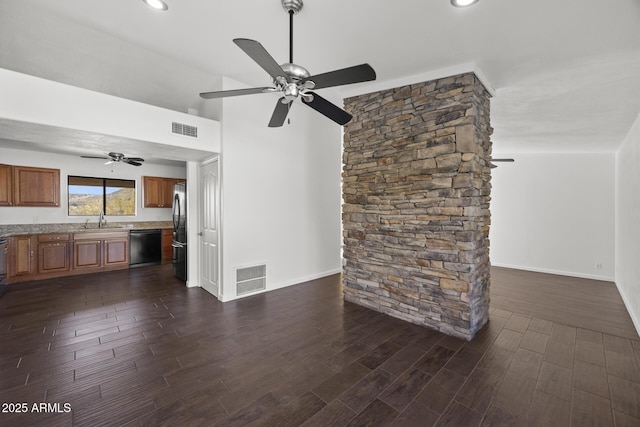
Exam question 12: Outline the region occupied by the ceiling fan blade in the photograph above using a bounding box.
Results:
[302,64,376,90]
[81,155,109,159]
[233,38,289,82]
[490,158,515,168]
[302,92,352,125]
[200,87,275,99]
[123,157,144,162]
[268,98,291,128]
[125,160,143,166]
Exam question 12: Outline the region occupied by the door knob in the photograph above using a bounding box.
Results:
[198,232,203,236]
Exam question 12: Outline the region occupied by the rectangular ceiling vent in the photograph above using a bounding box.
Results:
[236,264,267,296]
[171,121,198,138]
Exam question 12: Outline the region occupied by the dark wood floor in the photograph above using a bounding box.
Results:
[0,265,639,426]
[491,267,639,340]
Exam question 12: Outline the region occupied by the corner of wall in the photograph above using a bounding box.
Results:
[614,112,640,337]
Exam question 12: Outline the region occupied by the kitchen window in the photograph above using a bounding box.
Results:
[68,176,136,216]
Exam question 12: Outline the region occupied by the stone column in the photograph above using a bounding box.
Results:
[342,72,492,340]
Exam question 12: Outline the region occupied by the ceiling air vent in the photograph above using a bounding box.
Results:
[171,121,198,138]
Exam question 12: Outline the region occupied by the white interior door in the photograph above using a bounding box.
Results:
[199,158,219,298]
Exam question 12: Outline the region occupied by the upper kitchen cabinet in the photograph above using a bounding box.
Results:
[0,164,12,206]
[143,176,182,208]
[12,165,60,207]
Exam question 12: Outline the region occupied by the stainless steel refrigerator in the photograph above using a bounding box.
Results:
[172,182,187,281]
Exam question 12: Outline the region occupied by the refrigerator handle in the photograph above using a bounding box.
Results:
[173,193,180,232]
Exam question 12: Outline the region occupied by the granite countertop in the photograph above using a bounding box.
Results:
[0,221,173,238]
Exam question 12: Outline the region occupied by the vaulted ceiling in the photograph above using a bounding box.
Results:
[1,0,639,156]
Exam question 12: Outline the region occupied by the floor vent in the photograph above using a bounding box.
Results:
[236,264,267,296]
[171,121,198,138]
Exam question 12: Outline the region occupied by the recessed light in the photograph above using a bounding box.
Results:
[451,0,479,7]
[143,0,168,11]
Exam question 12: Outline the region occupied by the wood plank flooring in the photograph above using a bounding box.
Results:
[491,267,639,340]
[0,265,638,426]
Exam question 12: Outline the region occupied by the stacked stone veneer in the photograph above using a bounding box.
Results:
[342,73,493,340]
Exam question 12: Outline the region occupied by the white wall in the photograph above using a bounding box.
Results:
[0,68,220,154]
[0,147,186,225]
[490,152,615,280]
[219,77,342,301]
[615,114,640,332]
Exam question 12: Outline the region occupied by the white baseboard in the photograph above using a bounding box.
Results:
[222,268,343,302]
[615,278,640,337]
[491,262,615,282]
[270,268,343,291]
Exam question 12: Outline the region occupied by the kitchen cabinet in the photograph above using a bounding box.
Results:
[13,165,60,207]
[5,230,132,284]
[0,164,12,206]
[7,235,37,280]
[162,228,173,263]
[104,236,129,267]
[38,233,70,274]
[0,164,60,207]
[143,176,183,208]
[72,231,129,271]
[73,239,101,270]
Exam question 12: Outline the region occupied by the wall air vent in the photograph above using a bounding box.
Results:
[236,264,267,296]
[171,121,198,138]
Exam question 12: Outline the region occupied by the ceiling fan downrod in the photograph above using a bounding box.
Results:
[282,0,303,63]
[289,9,293,63]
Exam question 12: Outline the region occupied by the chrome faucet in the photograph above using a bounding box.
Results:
[98,211,107,228]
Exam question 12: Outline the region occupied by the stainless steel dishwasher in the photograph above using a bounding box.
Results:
[129,229,162,267]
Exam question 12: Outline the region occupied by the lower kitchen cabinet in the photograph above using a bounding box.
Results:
[72,231,129,271]
[6,230,130,284]
[7,235,37,280]
[162,228,173,263]
[73,239,102,270]
[38,234,70,274]
[104,237,129,267]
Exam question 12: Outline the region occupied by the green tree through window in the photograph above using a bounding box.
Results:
[68,176,136,216]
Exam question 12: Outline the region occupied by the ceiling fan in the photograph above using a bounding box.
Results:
[199,0,377,127]
[489,158,515,168]
[80,152,145,166]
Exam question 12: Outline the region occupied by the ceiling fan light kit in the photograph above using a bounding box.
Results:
[199,0,377,127]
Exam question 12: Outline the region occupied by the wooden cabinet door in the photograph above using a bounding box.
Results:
[7,235,37,278]
[144,177,184,208]
[162,179,177,208]
[38,242,70,274]
[0,164,12,206]
[73,240,102,269]
[104,238,129,267]
[143,176,164,207]
[13,166,60,206]
[161,228,173,263]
